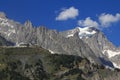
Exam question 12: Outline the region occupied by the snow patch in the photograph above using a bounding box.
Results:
[15,42,29,47]
[66,28,79,38]
[7,32,11,37]
[103,49,120,58]
[113,62,120,69]
[66,34,74,38]
[77,27,96,39]
[66,27,96,39]
[49,50,55,54]
[105,66,114,70]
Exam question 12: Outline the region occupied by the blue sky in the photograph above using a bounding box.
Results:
[0,0,120,46]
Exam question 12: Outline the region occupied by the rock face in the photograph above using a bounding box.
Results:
[61,26,120,68]
[0,35,14,46]
[0,13,101,64]
[0,12,120,68]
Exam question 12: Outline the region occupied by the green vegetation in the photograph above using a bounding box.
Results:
[0,47,120,80]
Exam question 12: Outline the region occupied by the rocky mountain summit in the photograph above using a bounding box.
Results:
[0,12,120,69]
[61,26,120,68]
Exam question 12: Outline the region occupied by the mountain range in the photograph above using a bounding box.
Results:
[0,12,120,69]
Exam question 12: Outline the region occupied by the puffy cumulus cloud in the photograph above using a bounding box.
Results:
[99,13,120,27]
[56,7,79,21]
[78,17,99,28]
[77,13,120,29]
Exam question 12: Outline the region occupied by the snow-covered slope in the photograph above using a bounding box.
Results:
[63,27,97,39]
[77,27,97,39]
[103,49,120,58]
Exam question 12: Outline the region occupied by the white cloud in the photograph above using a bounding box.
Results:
[99,13,120,27]
[56,7,79,21]
[78,17,99,28]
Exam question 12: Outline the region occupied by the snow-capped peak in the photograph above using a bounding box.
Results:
[77,27,97,39]
[66,26,97,39]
